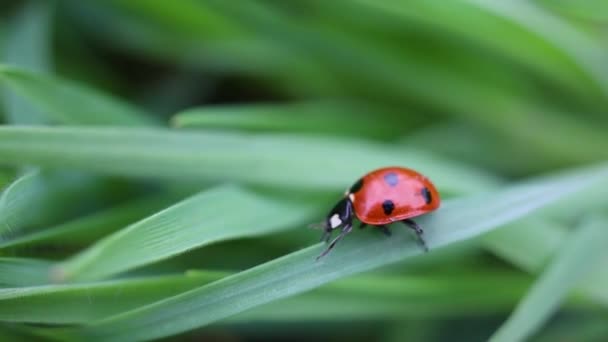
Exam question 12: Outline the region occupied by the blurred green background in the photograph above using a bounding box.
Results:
[0,1,607,341]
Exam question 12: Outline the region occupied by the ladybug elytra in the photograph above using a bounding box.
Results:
[315,166,440,259]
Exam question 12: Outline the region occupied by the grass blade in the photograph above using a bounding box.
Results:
[469,0,608,98]
[2,1,53,124]
[0,65,158,126]
[490,216,608,342]
[0,270,532,324]
[0,170,113,238]
[59,163,608,341]
[172,101,409,139]
[0,126,500,194]
[541,0,608,22]
[54,185,321,282]
[0,258,53,287]
[0,324,47,342]
[483,218,568,272]
[0,194,175,250]
[0,271,225,323]
[354,0,608,101]
[230,272,534,323]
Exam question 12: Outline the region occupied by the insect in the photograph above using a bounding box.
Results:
[314,166,440,260]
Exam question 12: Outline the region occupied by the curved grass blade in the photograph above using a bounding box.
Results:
[2,194,176,249]
[483,218,568,272]
[0,258,53,287]
[0,324,48,342]
[353,0,608,101]
[0,271,531,324]
[58,163,608,341]
[229,272,535,323]
[541,0,608,22]
[172,101,408,139]
[0,171,12,189]
[65,2,294,77]
[0,126,500,194]
[0,194,175,250]
[490,216,608,342]
[469,0,608,98]
[3,1,53,124]
[0,170,112,239]
[103,0,244,40]
[0,270,225,323]
[54,185,321,282]
[0,65,158,126]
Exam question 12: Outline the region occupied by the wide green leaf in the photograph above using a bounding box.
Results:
[0,126,500,194]
[490,216,608,342]
[54,185,320,282]
[58,162,608,341]
[0,65,158,126]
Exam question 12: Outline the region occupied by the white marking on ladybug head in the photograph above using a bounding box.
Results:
[329,214,342,229]
[348,193,355,202]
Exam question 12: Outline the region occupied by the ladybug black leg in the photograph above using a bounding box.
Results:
[378,225,391,237]
[316,223,353,260]
[320,229,332,243]
[359,222,368,229]
[402,219,429,252]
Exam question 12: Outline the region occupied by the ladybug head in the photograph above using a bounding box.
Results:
[325,197,353,231]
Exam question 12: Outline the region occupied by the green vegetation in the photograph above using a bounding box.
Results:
[0,1,607,341]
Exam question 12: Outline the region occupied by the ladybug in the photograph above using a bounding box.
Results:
[314,166,440,259]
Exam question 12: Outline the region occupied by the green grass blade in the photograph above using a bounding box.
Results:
[483,218,568,272]
[0,126,500,193]
[0,271,530,324]
[172,102,408,139]
[54,185,320,282]
[230,272,533,323]
[354,0,608,100]
[104,0,244,40]
[541,0,608,22]
[0,324,48,342]
[470,0,608,97]
[71,1,297,77]
[60,163,608,341]
[0,170,12,189]
[0,170,111,238]
[2,1,53,124]
[0,194,175,250]
[0,258,53,287]
[484,217,608,307]
[534,317,608,342]
[490,216,608,342]
[0,271,225,323]
[0,65,158,126]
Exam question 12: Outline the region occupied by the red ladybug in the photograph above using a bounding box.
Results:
[315,166,440,259]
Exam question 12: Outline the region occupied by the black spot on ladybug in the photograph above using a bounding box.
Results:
[382,200,395,215]
[383,172,399,187]
[421,187,432,204]
[349,178,364,193]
